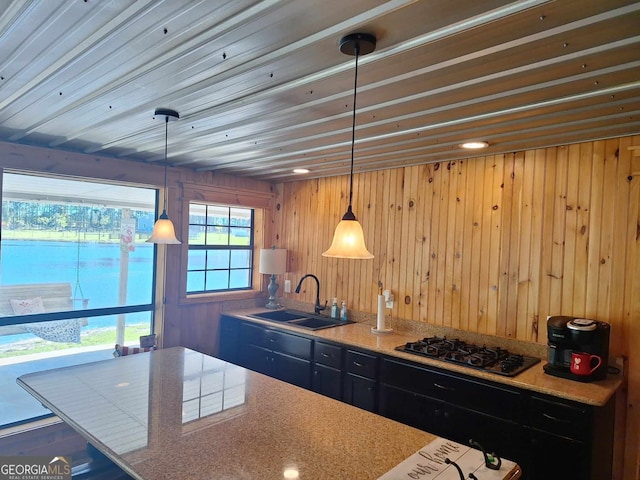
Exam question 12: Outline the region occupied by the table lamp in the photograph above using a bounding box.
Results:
[259,247,287,309]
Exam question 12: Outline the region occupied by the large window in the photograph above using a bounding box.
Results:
[0,172,158,427]
[186,203,254,293]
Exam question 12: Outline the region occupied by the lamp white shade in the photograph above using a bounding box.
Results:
[259,248,287,274]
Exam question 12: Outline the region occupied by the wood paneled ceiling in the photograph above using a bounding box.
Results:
[1,0,639,182]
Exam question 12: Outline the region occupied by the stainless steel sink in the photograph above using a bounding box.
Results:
[247,310,351,330]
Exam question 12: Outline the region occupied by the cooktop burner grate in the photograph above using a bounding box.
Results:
[395,336,540,377]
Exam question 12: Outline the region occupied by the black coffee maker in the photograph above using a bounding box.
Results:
[543,315,610,382]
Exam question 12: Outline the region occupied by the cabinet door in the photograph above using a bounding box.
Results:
[379,383,451,437]
[343,374,377,412]
[273,352,311,389]
[527,429,588,480]
[219,315,239,364]
[313,364,342,400]
[240,344,274,376]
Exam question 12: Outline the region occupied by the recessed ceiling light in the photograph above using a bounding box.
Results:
[293,168,310,174]
[460,141,489,149]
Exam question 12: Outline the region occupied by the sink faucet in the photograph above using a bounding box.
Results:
[294,274,326,314]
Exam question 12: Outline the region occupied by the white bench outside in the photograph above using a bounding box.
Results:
[0,283,88,337]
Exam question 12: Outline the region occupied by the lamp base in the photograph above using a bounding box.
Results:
[265,274,280,309]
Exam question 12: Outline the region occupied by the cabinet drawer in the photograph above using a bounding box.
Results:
[265,330,312,358]
[314,342,343,369]
[380,358,521,420]
[346,350,378,379]
[239,322,264,346]
[529,395,590,441]
[239,322,312,359]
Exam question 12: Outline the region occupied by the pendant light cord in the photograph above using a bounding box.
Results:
[163,115,169,213]
[348,44,360,210]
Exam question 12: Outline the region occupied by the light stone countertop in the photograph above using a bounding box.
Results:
[226,308,623,407]
[17,347,521,480]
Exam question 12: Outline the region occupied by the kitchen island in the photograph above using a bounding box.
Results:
[17,347,521,480]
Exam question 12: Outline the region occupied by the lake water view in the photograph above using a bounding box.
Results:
[0,240,154,347]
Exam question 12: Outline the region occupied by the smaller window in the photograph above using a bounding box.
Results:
[187,203,254,294]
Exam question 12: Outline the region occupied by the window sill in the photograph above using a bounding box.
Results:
[180,290,263,305]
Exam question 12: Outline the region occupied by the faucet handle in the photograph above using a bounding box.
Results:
[316,301,328,314]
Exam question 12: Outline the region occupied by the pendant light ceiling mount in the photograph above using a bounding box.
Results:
[146,107,181,244]
[339,33,376,56]
[154,108,180,123]
[322,33,376,260]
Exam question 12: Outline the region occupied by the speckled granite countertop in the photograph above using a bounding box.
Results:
[226,308,623,407]
[18,347,498,480]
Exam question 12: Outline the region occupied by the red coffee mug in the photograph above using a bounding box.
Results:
[570,351,602,376]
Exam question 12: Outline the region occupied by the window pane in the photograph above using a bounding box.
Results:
[187,249,206,270]
[230,227,251,246]
[230,250,251,268]
[207,250,230,270]
[206,270,229,291]
[1,310,153,426]
[189,224,206,245]
[187,271,205,292]
[1,174,156,313]
[189,204,207,225]
[230,207,251,226]
[229,269,250,289]
[207,226,228,246]
[207,205,228,226]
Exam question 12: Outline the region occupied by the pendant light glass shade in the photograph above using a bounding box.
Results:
[323,207,373,259]
[322,33,375,259]
[147,211,181,244]
[146,108,181,245]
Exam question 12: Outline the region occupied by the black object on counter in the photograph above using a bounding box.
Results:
[395,336,540,377]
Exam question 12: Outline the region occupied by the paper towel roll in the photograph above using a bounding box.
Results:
[377,294,385,330]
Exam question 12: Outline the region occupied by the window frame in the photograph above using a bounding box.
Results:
[178,183,275,305]
[0,170,159,327]
[186,203,255,294]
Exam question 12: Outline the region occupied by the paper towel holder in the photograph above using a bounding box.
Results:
[372,289,394,335]
[383,289,394,309]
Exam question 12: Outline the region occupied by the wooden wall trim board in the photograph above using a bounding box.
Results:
[275,136,640,480]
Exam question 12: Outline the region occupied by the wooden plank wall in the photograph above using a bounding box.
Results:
[276,137,638,347]
[275,136,640,479]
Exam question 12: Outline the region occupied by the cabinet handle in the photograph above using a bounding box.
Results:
[321,352,331,358]
[542,412,571,424]
[433,382,455,392]
[353,361,364,367]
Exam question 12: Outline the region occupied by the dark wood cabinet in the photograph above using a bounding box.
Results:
[377,356,613,480]
[313,341,343,400]
[343,349,378,412]
[523,393,615,480]
[218,314,614,480]
[218,315,239,364]
[222,317,313,389]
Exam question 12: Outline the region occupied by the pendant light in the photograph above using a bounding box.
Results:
[322,33,375,259]
[146,108,181,244]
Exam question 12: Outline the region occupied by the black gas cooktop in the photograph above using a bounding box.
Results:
[395,336,541,377]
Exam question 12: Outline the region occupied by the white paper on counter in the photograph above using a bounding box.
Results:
[378,437,519,480]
